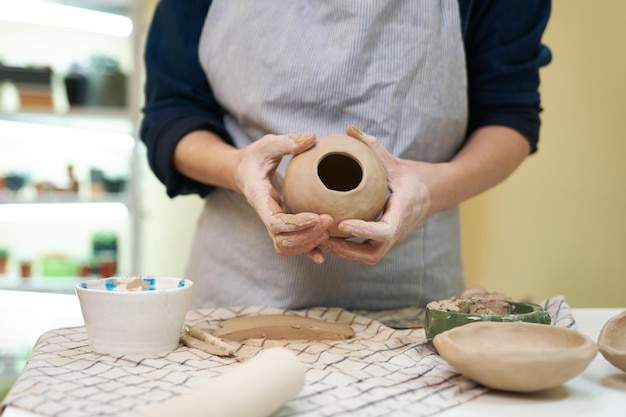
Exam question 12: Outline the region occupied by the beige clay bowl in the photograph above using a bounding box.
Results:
[597,310,626,373]
[433,321,598,393]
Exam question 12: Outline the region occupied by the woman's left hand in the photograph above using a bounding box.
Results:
[320,123,531,264]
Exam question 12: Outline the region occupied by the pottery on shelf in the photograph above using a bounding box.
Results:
[433,321,598,393]
[284,134,387,237]
[597,310,626,373]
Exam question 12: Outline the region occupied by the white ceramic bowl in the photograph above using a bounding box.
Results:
[75,276,193,355]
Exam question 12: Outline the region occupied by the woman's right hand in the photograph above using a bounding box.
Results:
[235,133,334,264]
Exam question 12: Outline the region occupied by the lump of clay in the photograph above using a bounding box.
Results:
[459,286,510,301]
[597,310,626,373]
[125,277,152,291]
[426,296,510,315]
[427,287,512,315]
[213,314,354,341]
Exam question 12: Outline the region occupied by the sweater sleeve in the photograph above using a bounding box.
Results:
[461,0,552,153]
[140,0,232,198]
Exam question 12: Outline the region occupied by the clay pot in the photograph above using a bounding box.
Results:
[433,321,598,393]
[597,310,626,373]
[284,134,387,237]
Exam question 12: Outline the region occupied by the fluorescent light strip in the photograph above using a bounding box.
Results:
[0,202,128,221]
[0,0,133,37]
[0,120,135,150]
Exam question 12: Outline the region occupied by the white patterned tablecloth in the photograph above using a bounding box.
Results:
[1,297,573,417]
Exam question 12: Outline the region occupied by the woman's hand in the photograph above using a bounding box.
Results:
[319,124,531,265]
[235,132,334,263]
[319,125,439,264]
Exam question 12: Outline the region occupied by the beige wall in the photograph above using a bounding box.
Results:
[460,0,626,307]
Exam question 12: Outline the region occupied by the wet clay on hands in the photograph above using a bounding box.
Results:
[213,314,355,341]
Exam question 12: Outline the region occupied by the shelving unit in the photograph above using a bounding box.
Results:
[0,0,143,293]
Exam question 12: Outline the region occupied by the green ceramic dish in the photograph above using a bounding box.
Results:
[425,301,552,350]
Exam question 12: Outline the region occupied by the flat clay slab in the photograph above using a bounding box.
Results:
[213,314,355,341]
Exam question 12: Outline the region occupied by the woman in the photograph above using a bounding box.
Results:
[141,1,552,309]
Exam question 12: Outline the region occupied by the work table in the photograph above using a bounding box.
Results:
[0,290,624,417]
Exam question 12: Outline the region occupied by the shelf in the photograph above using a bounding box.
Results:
[0,201,129,222]
[0,0,143,281]
[0,112,135,151]
[0,192,130,205]
[0,109,133,132]
[0,275,85,295]
[0,0,134,38]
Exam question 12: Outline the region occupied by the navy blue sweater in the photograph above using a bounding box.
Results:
[141,0,552,198]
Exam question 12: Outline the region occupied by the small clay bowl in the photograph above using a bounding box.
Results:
[434,321,598,393]
[425,300,552,348]
[597,310,626,373]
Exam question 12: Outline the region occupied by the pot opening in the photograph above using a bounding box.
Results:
[317,153,363,192]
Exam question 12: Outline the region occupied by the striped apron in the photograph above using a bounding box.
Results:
[187,0,468,310]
